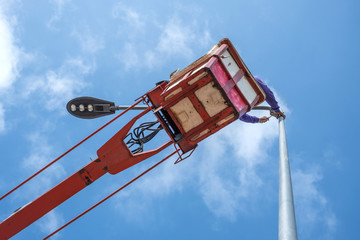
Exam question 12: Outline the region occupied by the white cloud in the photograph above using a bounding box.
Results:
[194,101,285,220]
[196,143,242,220]
[22,57,92,111]
[118,43,139,71]
[71,28,104,54]
[46,0,71,30]
[112,3,144,32]
[0,103,4,132]
[145,16,214,69]
[154,18,213,59]
[155,17,195,58]
[0,6,19,91]
[114,157,189,223]
[37,210,64,238]
[198,99,288,221]
[112,3,214,71]
[20,132,66,198]
[293,166,337,238]
[196,120,278,220]
[0,3,23,133]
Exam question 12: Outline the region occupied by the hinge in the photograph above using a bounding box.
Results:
[78,169,94,185]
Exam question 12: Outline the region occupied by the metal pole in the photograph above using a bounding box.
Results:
[278,117,298,240]
[116,105,270,111]
[115,105,148,110]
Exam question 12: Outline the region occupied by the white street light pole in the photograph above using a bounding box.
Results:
[278,117,298,240]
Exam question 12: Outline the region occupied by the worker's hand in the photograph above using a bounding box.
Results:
[275,111,286,119]
[259,116,270,123]
[271,110,286,119]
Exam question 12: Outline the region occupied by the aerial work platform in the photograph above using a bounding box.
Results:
[0,38,268,239]
[147,38,266,152]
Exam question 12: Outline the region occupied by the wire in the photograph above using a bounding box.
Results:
[43,147,180,240]
[0,99,145,201]
[125,121,163,154]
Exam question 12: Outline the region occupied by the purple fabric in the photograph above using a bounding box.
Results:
[239,113,259,123]
[239,76,280,123]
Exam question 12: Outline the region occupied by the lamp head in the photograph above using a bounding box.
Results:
[66,97,116,119]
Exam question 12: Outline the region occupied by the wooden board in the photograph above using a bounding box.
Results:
[169,97,204,133]
[194,81,228,117]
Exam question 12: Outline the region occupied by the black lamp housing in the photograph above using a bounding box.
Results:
[66,97,116,119]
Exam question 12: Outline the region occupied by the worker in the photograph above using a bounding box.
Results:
[240,76,286,123]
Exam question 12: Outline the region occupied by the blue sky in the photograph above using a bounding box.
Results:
[0,0,359,239]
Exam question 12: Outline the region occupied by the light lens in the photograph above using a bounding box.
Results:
[87,104,94,112]
[70,104,76,112]
[79,104,85,112]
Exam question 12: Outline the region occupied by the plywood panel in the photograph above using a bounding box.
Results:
[195,82,228,117]
[164,87,183,101]
[191,129,210,141]
[170,97,204,133]
[216,114,235,127]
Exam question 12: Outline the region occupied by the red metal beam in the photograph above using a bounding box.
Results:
[0,98,144,201]
[0,158,108,239]
[0,105,173,239]
[43,147,181,239]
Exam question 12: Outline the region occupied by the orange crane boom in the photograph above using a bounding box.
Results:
[0,38,266,239]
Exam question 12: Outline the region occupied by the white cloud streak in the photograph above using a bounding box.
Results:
[46,0,71,30]
[112,3,214,71]
[22,57,92,112]
[112,3,144,34]
[196,119,278,220]
[20,132,66,198]
[37,210,64,238]
[0,103,5,132]
[0,3,22,133]
[145,16,214,69]
[0,5,19,91]
[71,28,104,54]
[119,43,140,71]
[114,158,189,224]
[293,166,337,239]
[156,17,195,58]
[12,132,66,236]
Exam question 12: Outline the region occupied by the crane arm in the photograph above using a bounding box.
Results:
[0,38,268,239]
[0,106,172,239]
[0,158,107,239]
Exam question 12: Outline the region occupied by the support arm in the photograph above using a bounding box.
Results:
[0,158,108,240]
[0,107,173,239]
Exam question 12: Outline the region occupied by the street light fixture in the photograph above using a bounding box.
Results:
[66,97,117,119]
